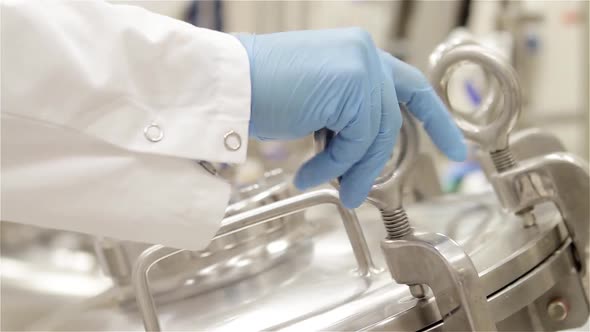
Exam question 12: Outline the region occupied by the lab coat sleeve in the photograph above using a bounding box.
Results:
[1,0,251,250]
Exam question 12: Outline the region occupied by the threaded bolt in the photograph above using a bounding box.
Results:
[381,208,412,240]
[381,208,429,300]
[490,148,539,228]
[490,148,517,172]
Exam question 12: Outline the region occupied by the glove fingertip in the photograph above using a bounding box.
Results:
[436,126,468,162]
[340,190,364,209]
[293,168,311,191]
[339,180,371,209]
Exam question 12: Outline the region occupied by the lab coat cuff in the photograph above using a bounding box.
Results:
[204,32,251,164]
[92,30,252,164]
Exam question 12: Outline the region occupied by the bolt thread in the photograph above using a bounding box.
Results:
[490,148,517,172]
[381,208,411,240]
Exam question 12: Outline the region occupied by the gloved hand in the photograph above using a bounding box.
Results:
[236,28,466,208]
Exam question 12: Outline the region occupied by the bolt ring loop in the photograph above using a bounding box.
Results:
[429,38,500,124]
[429,44,521,151]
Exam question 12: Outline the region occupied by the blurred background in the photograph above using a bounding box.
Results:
[111,0,588,191]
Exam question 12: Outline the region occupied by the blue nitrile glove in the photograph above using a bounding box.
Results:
[235,28,466,208]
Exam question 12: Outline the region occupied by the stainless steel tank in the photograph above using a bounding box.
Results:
[28,191,586,331]
[0,223,111,330]
[4,37,589,332]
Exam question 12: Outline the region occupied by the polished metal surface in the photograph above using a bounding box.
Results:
[424,238,588,331]
[0,226,112,331]
[2,168,309,330]
[94,237,132,287]
[6,37,589,332]
[430,43,521,152]
[5,34,589,332]
[428,32,501,127]
[428,36,589,331]
[93,169,306,296]
[314,108,496,331]
[429,37,588,274]
[381,232,494,331]
[405,153,443,202]
[490,152,590,273]
[509,128,567,160]
[225,168,294,216]
[133,189,376,331]
[33,192,574,331]
[476,128,568,182]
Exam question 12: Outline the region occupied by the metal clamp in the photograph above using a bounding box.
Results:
[490,153,589,273]
[133,189,377,331]
[382,232,495,331]
[429,40,589,273]
[476,128,568,179]
[429,40,537,230]
[314,107,496,331]
[508,128,567,160]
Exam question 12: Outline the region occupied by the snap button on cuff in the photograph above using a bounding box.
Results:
[144,123,164,142]
[224,130,242,151]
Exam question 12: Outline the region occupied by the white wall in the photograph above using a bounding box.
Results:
[468,0,588,158]
[223,1,401,48]
[517,1,587,158]
[107,1,189,19]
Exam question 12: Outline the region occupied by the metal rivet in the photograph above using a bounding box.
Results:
[224,130,242,151]
[547,298,568,321]
[144,123,164,142]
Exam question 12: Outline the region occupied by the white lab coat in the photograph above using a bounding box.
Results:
[1,0,251,250]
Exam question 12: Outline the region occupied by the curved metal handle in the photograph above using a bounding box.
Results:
[133,189,378,331]
[313,106,419,210]
[429,43,521,152]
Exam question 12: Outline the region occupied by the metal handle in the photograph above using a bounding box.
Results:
[429,43,521,152]
[133,189,377,331]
